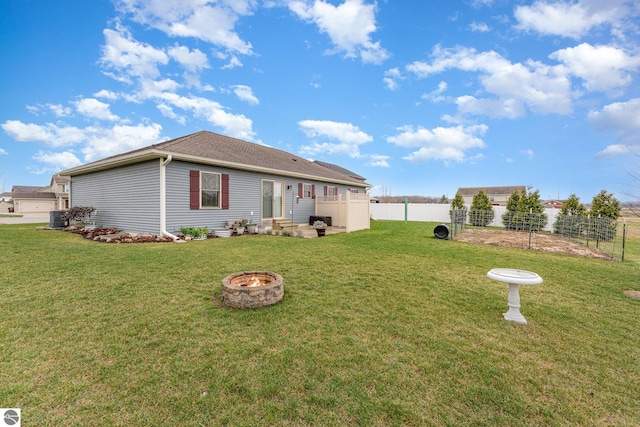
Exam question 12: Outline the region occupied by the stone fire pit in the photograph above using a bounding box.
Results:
[221,271,284,308]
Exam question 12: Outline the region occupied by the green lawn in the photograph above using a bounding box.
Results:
[1,221,639,426]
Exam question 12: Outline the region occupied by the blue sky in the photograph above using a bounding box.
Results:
[1,0,639,202]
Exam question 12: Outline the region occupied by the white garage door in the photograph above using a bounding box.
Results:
[17,200,56,214]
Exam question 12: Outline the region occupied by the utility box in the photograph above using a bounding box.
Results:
[49,210,68,228]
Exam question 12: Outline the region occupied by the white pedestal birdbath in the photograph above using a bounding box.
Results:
[487,268,542,325]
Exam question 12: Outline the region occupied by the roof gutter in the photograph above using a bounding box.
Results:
[159,155,180,241]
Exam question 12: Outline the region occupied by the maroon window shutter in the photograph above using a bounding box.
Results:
[324,185,328,196]
[190,170,200,210]
[311,184,315,199]
[221,174,229,210]
[298,183,303,197]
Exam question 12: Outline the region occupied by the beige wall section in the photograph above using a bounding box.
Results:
[315,191,370,233]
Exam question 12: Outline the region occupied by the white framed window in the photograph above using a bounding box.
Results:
[327,186,337,196]
[303,183,312,198]
[201,171,221,208]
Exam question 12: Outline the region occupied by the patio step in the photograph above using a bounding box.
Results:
[272,218,297,231]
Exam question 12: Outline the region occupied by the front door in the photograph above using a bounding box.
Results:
[262,180,284,219]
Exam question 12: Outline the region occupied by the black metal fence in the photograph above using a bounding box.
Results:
[450,209,627,261]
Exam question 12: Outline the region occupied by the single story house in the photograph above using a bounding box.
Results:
[60,130,371,237]
[456,186,526,206]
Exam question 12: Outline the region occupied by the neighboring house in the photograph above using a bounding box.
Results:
[456,186,527,206]
[60,130,371,236]
[0,192,13,213]
[10,185,57,214]
[7,175,70,214]
[50,174,70,210]
[543,200,563,209]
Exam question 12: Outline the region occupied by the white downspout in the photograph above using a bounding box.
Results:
[160,155,179,241]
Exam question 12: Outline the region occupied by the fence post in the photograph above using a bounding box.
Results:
[528,208,533,249]
[622,220,627,262]
[404,197,408,224]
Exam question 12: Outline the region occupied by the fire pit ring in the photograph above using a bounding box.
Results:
[221,271,284,308]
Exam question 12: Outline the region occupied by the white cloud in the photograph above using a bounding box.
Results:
[101,26,169,81]
[75,98,119,121]
[298,119,373,157]
[32,150,82,169]
[232,85,259,105]
[422,81,448,103]
[0,148,7,155]
[289,0,389,64]
[588,98,640,143]
[514,0,632,39]
[2,120,165,163]
[550,43,640,94]
[94,89,119,100]
[407,45,572,117]
[520,148,535,159]
[167,45,210,73]
[156,104,186,124]
[221,55,243,69]
[367,154,389,167]
[387,124,487,163]
[469,22,490,32]
[456,96,525,119]
[383,68,402,90]
[1,121,86,147]
[596,144,630,158]
[154,92,257,140]
[48,104,73,117]
[81,123,164,162]
[116,0,255,54]
[26,104,72,117]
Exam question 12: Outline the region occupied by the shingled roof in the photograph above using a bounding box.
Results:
[313,160,366,182]
[63,131,369,187]
[456,186,526,196]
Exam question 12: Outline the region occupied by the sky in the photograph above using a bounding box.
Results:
[1,0,639,203]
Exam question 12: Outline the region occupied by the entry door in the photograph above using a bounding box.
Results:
[262,181,284,219]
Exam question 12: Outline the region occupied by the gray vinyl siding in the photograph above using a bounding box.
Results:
[70,158,367,234]
[165,161,290,232]
[165,161,262,232]
[70,160,160,233]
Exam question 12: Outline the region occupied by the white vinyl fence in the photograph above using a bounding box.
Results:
[316,192,371,233]
[370,203,560,233]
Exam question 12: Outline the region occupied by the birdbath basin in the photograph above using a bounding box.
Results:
[487,268,542,324]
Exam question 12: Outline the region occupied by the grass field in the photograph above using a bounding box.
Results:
[1,220,639,426]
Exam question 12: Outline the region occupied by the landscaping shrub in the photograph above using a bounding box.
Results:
[502,188,547,231]
[468,190,494,226]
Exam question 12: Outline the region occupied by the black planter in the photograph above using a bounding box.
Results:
[316,228,326,237]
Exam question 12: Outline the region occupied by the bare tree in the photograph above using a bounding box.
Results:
[624,148,640,216]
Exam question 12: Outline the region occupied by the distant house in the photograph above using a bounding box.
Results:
[456,186,527,206]
[6,175,70,214]
[50,174,70,210]
[60,131,371,236]
[543,200,563,209]
[10,185,56,214]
